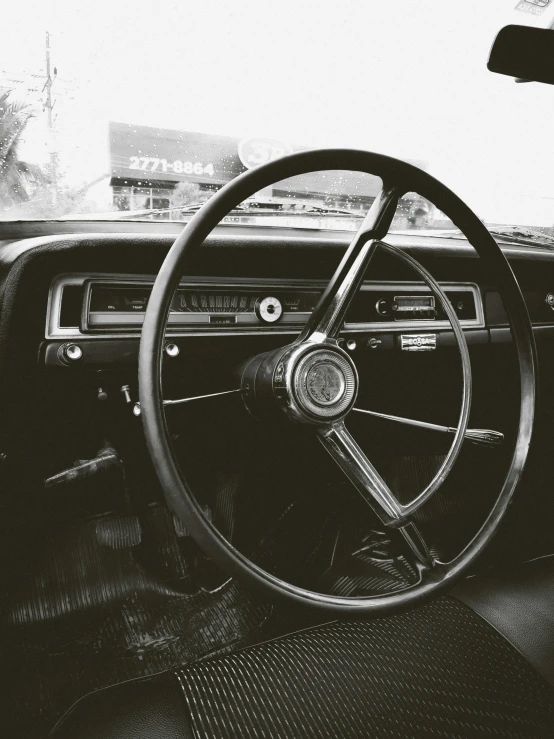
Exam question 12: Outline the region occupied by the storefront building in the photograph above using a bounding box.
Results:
[109,122,391,211]
[109,121,430,225]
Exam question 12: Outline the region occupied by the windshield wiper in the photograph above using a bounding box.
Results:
[181,199,361,217]
[116,200,362,222]
[486,227,554,248]
[393,225,554,248]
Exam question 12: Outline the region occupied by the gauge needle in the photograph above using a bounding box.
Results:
[133,388,241,415]
[352,408,504,448]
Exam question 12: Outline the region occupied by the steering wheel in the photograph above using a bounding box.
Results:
[139,149,536,615]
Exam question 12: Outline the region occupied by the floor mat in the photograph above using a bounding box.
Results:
[253,487,420,596]
[1,470,449,738]
[1,507,271,739]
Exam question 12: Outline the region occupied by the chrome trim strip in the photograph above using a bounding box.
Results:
[46,273,485,340]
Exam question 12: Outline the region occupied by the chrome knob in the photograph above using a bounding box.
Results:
[346,339,357,351]
[59,343,83,364]
[121,385,132,403]
[165,342,180,358]
[546,293,554,309]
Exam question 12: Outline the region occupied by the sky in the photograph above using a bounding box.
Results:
[1,0,554,224]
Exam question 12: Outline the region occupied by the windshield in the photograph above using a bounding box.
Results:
[1,1,553,240]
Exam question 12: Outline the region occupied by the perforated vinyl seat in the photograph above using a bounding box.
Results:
[50,557,554,739]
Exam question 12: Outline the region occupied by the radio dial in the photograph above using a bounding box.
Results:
[255,296,283,324]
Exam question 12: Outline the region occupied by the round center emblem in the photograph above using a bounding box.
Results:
[305,361,346,406]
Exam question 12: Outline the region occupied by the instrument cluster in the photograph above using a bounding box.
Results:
[46,273,484,340]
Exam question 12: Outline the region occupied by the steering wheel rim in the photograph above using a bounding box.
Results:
[139,149,536,615]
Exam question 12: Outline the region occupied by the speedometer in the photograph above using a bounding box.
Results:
[255,296,283,324]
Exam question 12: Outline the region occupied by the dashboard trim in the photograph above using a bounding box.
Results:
[46,273,485,340]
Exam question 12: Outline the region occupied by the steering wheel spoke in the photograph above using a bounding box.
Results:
[398,523,434,570]
[352,407,504,448]
[318,423,435,568]
[298,185,402,344]
[317,421,406,526]
[133,388,241,416]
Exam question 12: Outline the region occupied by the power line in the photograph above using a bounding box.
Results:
[44,31,58,202]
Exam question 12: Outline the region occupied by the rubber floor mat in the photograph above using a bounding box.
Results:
[1,474,454,738]
[0,508,271,739]
[253,488,420,596]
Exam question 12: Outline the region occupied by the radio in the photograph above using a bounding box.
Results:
[390,295,436,320]
[351,284,479,325]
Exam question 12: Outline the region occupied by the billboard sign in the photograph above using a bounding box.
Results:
[238,138,293,169]
[109,122,421,203]
[109,121,246,185]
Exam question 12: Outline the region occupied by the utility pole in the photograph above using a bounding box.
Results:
[44,31,58,203]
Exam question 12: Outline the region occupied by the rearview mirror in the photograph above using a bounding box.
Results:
[488,25,554,85]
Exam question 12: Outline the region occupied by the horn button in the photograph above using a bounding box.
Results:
[241,344,358,424]
[306,362,345,406]
[291,348,358,421]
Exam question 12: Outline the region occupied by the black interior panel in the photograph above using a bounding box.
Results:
[2,224,554,737]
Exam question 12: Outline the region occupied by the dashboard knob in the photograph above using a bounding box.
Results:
[376,299,389,316]
[165,342,180,358]
[59,343,83,364]
[346,339,357,351]
[546,293,554,309]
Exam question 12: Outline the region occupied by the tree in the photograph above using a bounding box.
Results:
[23,172,110,218]
[171,181,201,209]
[0,91,44,208]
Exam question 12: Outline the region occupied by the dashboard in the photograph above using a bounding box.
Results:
[45,273,484,366]
[2,222,554,377]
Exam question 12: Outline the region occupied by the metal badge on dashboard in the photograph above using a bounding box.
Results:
[400,334,437,351]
